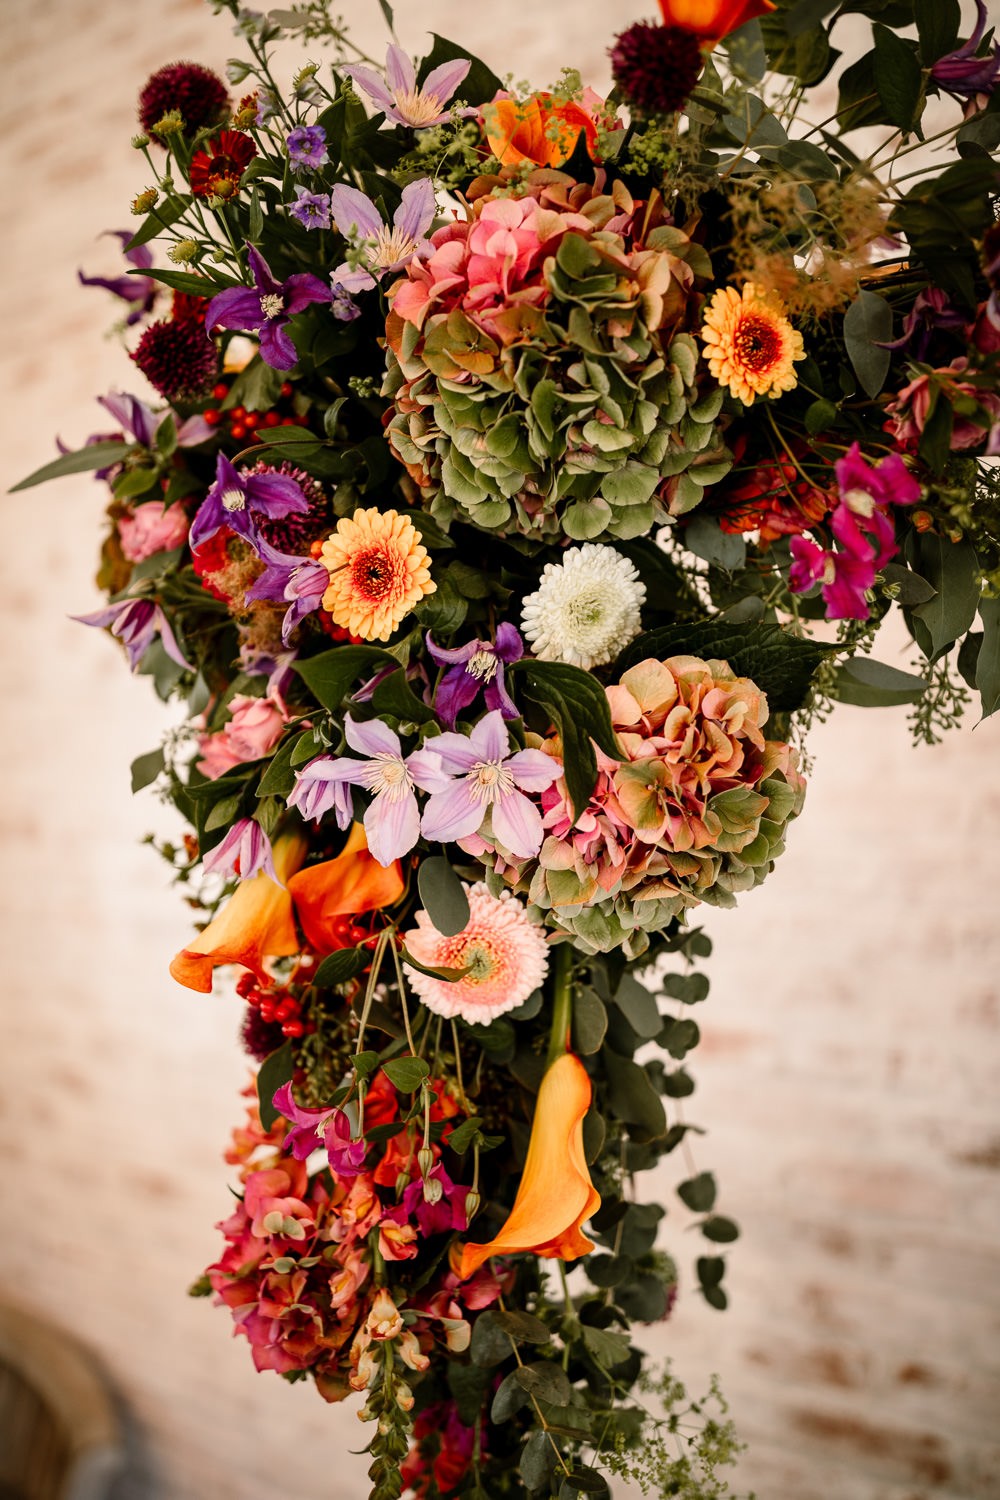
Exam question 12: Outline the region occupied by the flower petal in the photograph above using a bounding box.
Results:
[329,184,384,241]
[365,789,421,866]
[422,58,472,106]
[385,43,416,97]
[345,714,402,759]
[395,177,437,243]
[491,789,545,859]
[346,63,396,115]
[419,781,485,844]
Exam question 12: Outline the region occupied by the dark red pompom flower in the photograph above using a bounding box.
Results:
[610,21,704,117]
[139,61,229,140]
[132,317,217,402]
[189,130,257,201]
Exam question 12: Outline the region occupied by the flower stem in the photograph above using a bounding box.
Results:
[546,942,574,1069]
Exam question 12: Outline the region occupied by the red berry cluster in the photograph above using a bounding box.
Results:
[236,973,315,1039]
[203,379,310,443]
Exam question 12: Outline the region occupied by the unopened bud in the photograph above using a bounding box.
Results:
[463,1189,481,1222]
[131,133,150,150]
[417,1146,435,1181]
[395,1380,414,1412]
[912,509,934,533]
[152,110,185,137]
[357,1400,377,1423]
[168,239,199,265]
[394,1170,411,1197]
[131,188,159,215]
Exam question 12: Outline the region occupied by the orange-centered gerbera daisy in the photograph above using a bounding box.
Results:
[319,507,435,641]
[700,282,805,405]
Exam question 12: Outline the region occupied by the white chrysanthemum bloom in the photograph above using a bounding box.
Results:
[403,883,549,1025]
[520,544,646,670]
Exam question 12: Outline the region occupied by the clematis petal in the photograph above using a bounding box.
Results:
[422,58,472,106]
[385,43,416,98]
[257,318,300,371]
[505,748,563,793]
[419,781,485,844]
[329,184,384,242]
[345,714,402,759]
[365,789,421,866]
[205,285,265,335]
[468,708,509,764]
[491,789,545,859]
[395,177,437,244]
[346,63,396,116]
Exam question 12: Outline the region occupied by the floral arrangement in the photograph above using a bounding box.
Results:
[19,0,1000,1492]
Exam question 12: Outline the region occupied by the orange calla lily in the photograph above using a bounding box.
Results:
[286,823,405,953]
[170,832,307,993]
[459,1052,601,1280]
[657,0,776,42]
[483,93,599,169]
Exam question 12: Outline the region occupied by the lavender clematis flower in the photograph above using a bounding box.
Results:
[932,0,1000,100]
[189,451,310,551]
[286,757,355,827]
[409,710,561,859]
[288,186,332,231]
[290,715,422,865]
[205,245,332,370]
[286,124,328,169]
[271,1083,367,1176]
[73,596,192,673]
[202,817,278,883]
[243,537,329,645]
[426,624,523,728]
[329,178,436,296]
[347,45,474,129]
[78,232,158,325]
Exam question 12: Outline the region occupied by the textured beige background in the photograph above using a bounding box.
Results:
[2,1,999,1496]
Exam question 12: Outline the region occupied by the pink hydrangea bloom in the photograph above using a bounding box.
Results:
[117,499,189,561]
[196,693,286,779]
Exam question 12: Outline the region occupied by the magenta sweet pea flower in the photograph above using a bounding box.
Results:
[78,231,157,325]
[243,537,329,645]
[289,715,422,866]
[427,624,523,728]
[190,451,310,551]
[202,818,278,883]
[408,710,561,859]
[73,596,192,672]
[205,245,332,370]
[382,1163,469,1238]
[347,45,474,129]
[931,0,1000,100]
[329,178,436,296]
[271,1083,367,1177]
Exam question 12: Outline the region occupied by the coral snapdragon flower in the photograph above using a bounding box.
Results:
[658,0,776,44]
[320,508,435,641]
[169,832,307,993]
[459,1052,600,1279]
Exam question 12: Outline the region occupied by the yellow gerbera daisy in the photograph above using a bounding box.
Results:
[700,282,805,405]
[320,507,435,641]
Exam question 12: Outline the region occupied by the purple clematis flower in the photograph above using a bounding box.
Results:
[329,178,436,296]
[202,817,278,883]
[271,1083,367,1177]
[347,45,474,129]
[189,451,310,551]
[78,232,158,325]
[73,596,192,672]
[288,186,332,230]
[289,716,421,866]
[408,710,561,859]
[427,624,523,728]
[244,537,329,645]
[205,245,332,370]
[286,123,328,169]
[931,0,1000,100]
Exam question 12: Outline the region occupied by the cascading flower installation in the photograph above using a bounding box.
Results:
[23,0,1000,1493]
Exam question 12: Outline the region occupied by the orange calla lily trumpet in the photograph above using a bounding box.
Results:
[170,831,307,993]
[657,0,776,43]
[459,1052,601,1279]
[287,822,405,953]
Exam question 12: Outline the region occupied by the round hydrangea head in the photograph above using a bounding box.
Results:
[139,61,229,141]
[520,545,646,670]
[132,316,217,401]
[403,883,549,1024]
[609,22,703,117]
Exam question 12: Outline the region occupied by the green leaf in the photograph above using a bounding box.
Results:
[909,534,981,659]
[520,1430,558,1493]
[702,1215,741,1243]
[256,733,303,798]
[702,1282,729,1310]
[352,1050,379,1081]
[661,971,710,1004]
[684,516,746,571]
[603,1051,666,1142]
[975,596,1000,718]
[834,657,929,707]
[515,660,620,820]
[11,441,134,492]
[697,1254,726,1288]
[611,974,661,1039]
[370,668,436,724]
[469,1309,521,1367]
[843,290,892,398]
[915,0,961,65]
[617,620,831,713]
[880,561,937,607]
[678,1172,717,1213]
[872,25,924,132]
[804,398,839,434]
[516,1362,572,1406]
[313,948,366,986]
[257,1041,294,1131]
[382,1056,430,1092]
[559,1468,611,1498]
[417,856,470,936]
[581,1325,631,1369]
[491,1369,530,1423]
[447,1116,484,1154]
[400,946,469,983]
[130,746,165,793]
[293,645,395,711]
[572,988,608,1055]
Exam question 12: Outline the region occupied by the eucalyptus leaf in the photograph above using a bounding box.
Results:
[834,657,928,707]
[313,948,366,986]
[257,1041,294,1131]
[678,1172,717,1213]
[417,856,471,936]
[843,290,892,398]
[975,596,1000,718]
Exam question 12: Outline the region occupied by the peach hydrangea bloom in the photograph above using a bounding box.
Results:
[319,507,435,641]
[701,282,805,404]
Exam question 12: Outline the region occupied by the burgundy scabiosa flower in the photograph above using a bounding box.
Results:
[139,61,229,141]
[609,22,704,116]
[189,130,257,200]
[205,245,332,370]
[132,316,217,401]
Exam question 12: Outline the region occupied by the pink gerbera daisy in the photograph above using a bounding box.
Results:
[403,883,549,1025]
